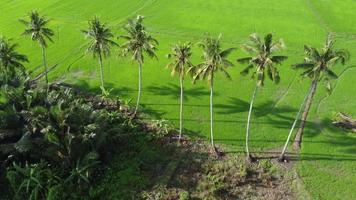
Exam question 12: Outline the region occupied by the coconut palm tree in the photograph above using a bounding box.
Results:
[237,33,287,161]
[190,34,235,151]
[19,11,54,93]
[0,37,28,84]
[291,34,349,150]
[166,42,193,142]
[120,15,158,116]
[278,84,312,162]
[82,17,118,93]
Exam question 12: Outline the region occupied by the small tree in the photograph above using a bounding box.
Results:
[0,37,28,84]
[238,33,287,162]
[82,17,118,93]
[166,42,193,142]
[120,15,158,116]
[190,34,235,152]
[291,34,349,150]
[19,11,54,94]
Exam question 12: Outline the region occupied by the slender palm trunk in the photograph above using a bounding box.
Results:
[246,84,258,161]
[293,80,318,150]
[178,73,184,142]
[134,61,143,116]
[210,80,214,148]
[98,52,105,90]
[278,83,313,161]
[41,45,49,94]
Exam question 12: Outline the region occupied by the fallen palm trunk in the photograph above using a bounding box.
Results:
[333,112,356,132]
[29,64,59,85]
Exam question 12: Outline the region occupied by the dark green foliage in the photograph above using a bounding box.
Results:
[0,68,154,199]
[6,161,61,200]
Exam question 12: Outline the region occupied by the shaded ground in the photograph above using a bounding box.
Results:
[92,134,296,200]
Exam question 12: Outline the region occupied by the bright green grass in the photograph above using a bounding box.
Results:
[0,0,355,199]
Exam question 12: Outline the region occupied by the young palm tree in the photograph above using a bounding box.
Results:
[166,42,193,142]
[82,17,118,92]
[19,11,54,92]
[237,33,287,161]
[120,15,158,116]
[292,34,349,150]
[0,37,28,84]
[190,34,235,151]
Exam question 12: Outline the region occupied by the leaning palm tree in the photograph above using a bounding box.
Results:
[237,33,287,161]
[19,11,54,92]
[291,34,349,150]
[190,34,235,151]
[278,84,312,162]
[120,15,158,116]
[166,42,193,142]
[82,17,118,93]
[0,37,28,84]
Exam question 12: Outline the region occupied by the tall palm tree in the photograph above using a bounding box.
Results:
[19,11,54,92]
[237,33,287,161]
[190,34,235,151]
[166,42,193,142]
[292,34,349,150]
[0,37,28,84]
[82,17,118,92]
[120,15,158,116]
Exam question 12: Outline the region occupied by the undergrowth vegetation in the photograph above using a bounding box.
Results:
[0,68,171,199]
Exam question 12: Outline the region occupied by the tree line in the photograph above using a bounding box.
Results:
[0,11,350,163]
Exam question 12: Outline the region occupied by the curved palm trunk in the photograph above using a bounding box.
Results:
[134,61,143,116]
[98,52,105,91]
[246,84,258,161]
[293,80,318,150]
[278,84,313,161]
[210,81,214,148]
[178,73,184,142]
[41,45,49,94]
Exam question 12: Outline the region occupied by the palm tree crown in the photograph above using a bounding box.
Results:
[238,33,287,86]
[120,15,158,62]
[19,11,54,47]
[0,37,28,72]
[293,34,349,92]
[190,35,235,85]
[167,42,193,77]
[82,17,118,58]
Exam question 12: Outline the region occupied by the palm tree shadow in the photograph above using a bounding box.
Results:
[215,97,250,114]
[140,104,167,119]
[73,79,135,99]
[216,97,298,118]
[146,83,213,101]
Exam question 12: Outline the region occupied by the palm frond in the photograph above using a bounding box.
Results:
[271,55,288,64]
[20,11,54,47]
[292,63,314,69]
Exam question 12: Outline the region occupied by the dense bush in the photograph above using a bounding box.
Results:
[0,70,151,199]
